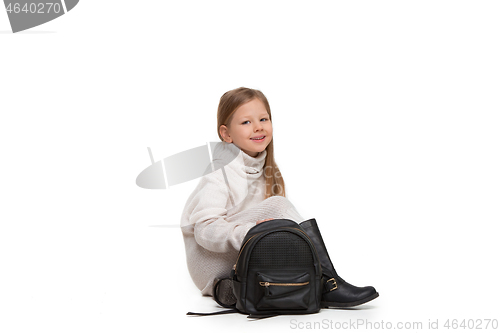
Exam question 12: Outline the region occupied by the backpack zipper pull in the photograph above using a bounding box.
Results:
[260,281,271,296]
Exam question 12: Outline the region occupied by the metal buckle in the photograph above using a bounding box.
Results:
[327,277,338,291]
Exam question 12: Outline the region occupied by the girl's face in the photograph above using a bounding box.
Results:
[219,98,273,157]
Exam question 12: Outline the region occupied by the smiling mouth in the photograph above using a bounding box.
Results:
[251,136,266,141]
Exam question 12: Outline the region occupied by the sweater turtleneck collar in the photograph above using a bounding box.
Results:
[211,142,267,175]
[240,146,267,174]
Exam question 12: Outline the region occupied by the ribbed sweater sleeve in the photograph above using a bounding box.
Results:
[186,174,255,253]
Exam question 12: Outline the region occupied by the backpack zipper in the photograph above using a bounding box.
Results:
[233,233,260,274]
[259,281,309,296]
[259,281,309,287]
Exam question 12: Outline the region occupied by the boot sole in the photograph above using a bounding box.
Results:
[321,292,379,308]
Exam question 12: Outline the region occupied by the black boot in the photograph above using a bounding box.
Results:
[300,218,379,307]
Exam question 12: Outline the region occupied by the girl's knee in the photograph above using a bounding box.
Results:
[263,195,294,210]
[264,195,290,204]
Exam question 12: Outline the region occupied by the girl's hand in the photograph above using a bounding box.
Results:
[256,218,274,225]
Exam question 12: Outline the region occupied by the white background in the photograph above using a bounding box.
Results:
[1,1,499,332]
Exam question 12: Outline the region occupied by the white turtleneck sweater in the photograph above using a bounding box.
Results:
[180,142,304,295]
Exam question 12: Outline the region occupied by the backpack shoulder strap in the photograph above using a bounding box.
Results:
[186,309,239,316]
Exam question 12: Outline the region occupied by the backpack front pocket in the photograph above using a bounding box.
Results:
[255,272,311,310]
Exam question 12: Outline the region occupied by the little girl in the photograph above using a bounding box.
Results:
[180,87,378,307]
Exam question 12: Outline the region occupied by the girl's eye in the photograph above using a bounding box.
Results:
[242,118,269,125]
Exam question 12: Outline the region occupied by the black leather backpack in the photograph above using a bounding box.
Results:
[188,219,323,318]
[232,218,323,316]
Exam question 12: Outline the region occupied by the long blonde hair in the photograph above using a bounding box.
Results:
[217,87,286,199]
